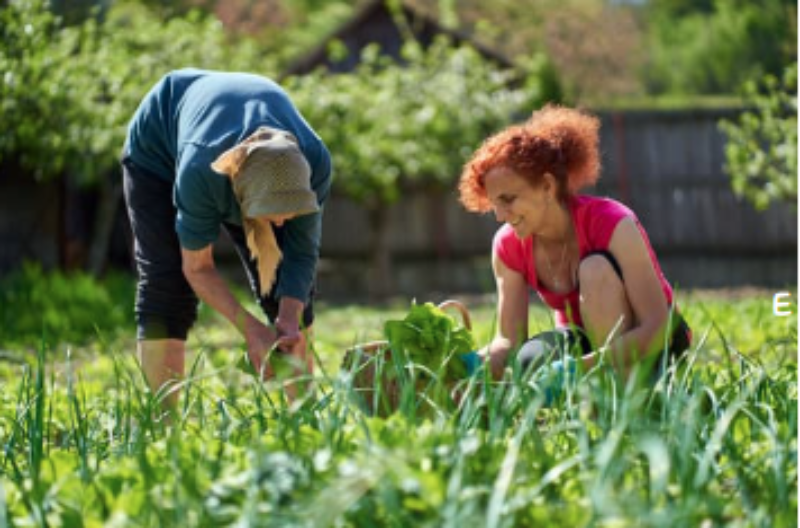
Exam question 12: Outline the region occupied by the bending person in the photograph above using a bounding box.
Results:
[122,68,331,406]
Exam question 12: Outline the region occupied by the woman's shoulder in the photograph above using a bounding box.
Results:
[573,195,638,228]
[492,224,529,265]
[572,195,638,250]
[493,223,517,243]
[493,223,533,249]
[573,194,635,218]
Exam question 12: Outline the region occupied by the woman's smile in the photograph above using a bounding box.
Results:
[484,166,552,238]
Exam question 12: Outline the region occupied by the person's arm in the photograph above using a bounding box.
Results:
[273,147,331,338]
[482,253,530,379]
[275,296,304,345]
[181,245,278,374]
[272,207,321,341]
[582,218,670,372]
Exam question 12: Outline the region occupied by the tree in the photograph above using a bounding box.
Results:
[408,0,644,105]
[0,0,272,273]
[414,0,797,102]
[541,0,643,105]
[644,0,797,95]
[286,39,557,297]
[719,63,797,210]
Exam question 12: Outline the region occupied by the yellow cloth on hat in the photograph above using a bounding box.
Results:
[243,217,281,296]
[211,126,318,297]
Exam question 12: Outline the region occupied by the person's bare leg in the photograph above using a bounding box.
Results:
[137,339,185,409]
[578,255,633,350]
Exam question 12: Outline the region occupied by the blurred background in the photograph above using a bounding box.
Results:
[0,0,796,303]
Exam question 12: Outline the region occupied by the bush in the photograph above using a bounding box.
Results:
[719,63,797,210]
[0,0,274,185]
[644,0,795,96]
[0,263,135,348]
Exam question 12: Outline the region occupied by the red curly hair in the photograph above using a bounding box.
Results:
[459,105,601,212]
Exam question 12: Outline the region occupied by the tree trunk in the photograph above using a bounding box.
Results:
[87,174,123,277]
[366,204,393,300]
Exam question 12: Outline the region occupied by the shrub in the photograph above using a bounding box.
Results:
[0,262,135,348]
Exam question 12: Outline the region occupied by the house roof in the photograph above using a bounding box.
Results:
[281,0,515,78]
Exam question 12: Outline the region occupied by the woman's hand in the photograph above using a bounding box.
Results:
[274,297,312,381]
[274,320,312,400]
[274,297,305,352]
[243,318,279,378]
[479,338,514,380]
[275,319,310,373]
[274,317,302,352]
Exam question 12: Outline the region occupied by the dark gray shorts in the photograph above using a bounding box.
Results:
[122,157,314,341]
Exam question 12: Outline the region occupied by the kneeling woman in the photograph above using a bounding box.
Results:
[458,105,691,381]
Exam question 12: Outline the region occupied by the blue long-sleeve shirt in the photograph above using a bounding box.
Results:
[124,68,331,303]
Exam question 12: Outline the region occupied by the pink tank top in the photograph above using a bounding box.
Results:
[493,195,673,328]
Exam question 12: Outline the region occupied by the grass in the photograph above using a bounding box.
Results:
[0,271,796,527]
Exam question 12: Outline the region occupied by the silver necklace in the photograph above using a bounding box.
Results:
[543,239,569,290]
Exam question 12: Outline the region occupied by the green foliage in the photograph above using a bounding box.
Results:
[1,0,76,180]
[719,64,797,210]
[270,1,355,67]
[285,39,555,207]
[0,262,134,347]
[0,293,796,525]
[0,0,273,185]
[384,301,475,384]
[644,0,796,95]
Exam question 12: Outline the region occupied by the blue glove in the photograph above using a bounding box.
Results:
[459,351,482,376]
[536,357,578,406]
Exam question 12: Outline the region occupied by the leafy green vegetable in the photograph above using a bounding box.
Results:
[383,302,476,384]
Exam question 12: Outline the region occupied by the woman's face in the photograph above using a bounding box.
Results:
[483,166,554,238]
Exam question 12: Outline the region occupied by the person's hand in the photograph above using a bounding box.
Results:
[274,317,302,353]
[274,297,305,352]
[243,318,278,378]
[273,318,312,400]
[534,357,578,406]
[484,348,511,380]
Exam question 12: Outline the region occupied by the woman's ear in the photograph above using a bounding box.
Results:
[542,172,558,201]
[211,145,248,178]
